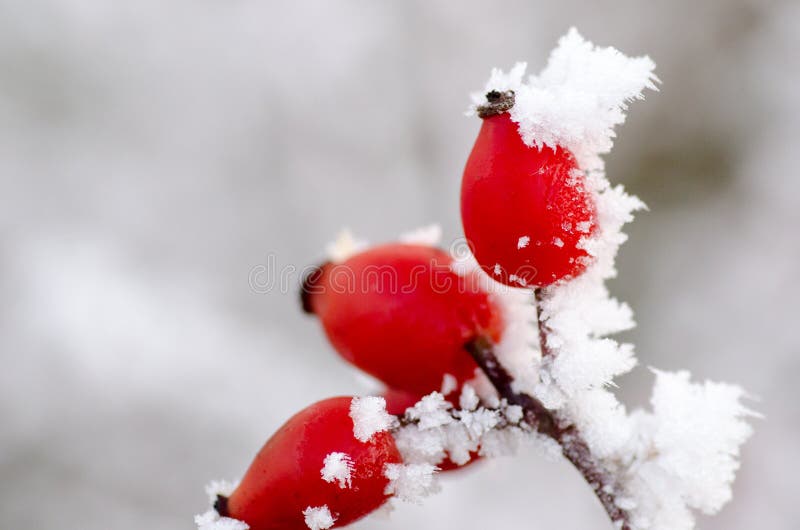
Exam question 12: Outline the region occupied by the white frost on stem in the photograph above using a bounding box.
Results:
[383,463,440,504]
[470,27,753,530]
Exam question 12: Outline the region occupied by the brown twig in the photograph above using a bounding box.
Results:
[465,289,632,530]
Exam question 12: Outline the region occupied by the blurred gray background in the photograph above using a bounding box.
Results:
[1,0,798,528]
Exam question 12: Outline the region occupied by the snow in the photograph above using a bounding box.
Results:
[474,27,658,172]
[204,479,238,502]
[393,390,532,470]
[451,251,540,397]
[302,506,336,530]
[195,480,247,530]
[399,224,443,246]
[197,28,752,530]
[620,370,756,529]
[326,229,368,263]
[440,373,458,396]
[195,511,249,530]
[349,396,396,442]
[404,392,455,430]
[321,452,353,489]
[383,463,440,504]
[327,224,442,264]
[466,27,752,530]
[458,384,480,411]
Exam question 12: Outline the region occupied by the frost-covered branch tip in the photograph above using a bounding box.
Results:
[196,27,753,530]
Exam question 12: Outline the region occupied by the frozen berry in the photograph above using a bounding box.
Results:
[302,243,504,396]
[218,397,402,530]
[461,91,597,287]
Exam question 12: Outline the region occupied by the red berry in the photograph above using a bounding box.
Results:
[461,95,597,287]
[302,243,504,396]
[219,397,402,530]
[382,387,427,417]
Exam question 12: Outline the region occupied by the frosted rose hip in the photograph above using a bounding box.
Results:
[302,243,504,396]
[460,91,597,287]
[218,397,402,530]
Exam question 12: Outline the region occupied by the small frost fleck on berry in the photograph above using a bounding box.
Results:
[517,236,530,249]
[303,505,336,530]
[326,229,368,263]
[459,384,480,411]
[440,373,458,396]
[553,237,564,248]
[320,452,353,489]
[509,274,528,287]
[349,396,396,442]
[493,263,503,276]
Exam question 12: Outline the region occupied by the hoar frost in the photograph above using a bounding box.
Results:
[462,26,752,530]
[321,452,353,489]
[383,463,440,503]
[349,396,395,442]
[195,480,247,530]
[302,505,336,530]
[195,510,249,530]
[198,27,753,530]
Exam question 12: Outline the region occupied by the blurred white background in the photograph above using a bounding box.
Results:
[1,0,798,528]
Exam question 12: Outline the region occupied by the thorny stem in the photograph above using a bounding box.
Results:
[464,288,632,530]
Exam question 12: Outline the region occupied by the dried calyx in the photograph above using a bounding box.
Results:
[476,90,515,118]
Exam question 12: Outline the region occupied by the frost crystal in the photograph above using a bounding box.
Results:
[475,27,658,172]
[325,229,368,263]
[321,452,353,489]
[204,479,238,503]
[458,384,480,411]
[399,224,443,246]
[302,506,336,530]
[383,463,440,503]
[620,370,756,529]
[349,396,395,442]
[199,28,752,530]
[465,27,751,530]
[195,480,247,530]
[440,373,458,396]
[195,511,249,530]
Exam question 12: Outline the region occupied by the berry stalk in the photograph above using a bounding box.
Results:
[465,292,633,530]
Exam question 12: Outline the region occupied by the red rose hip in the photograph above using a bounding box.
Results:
[461,91,598,287]
[302,243,504,396]
[217,396,402,530]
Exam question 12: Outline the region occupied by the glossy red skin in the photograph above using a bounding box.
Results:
[461,112,597,287]
[382,388,481,472]
[309,244,503,396]
[226,397,402,530]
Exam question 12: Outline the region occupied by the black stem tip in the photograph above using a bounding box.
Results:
[476,90,515,118]
[300,261,330,314]
[214,495,229,517]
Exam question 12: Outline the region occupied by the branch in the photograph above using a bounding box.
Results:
[465,291,632,530]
